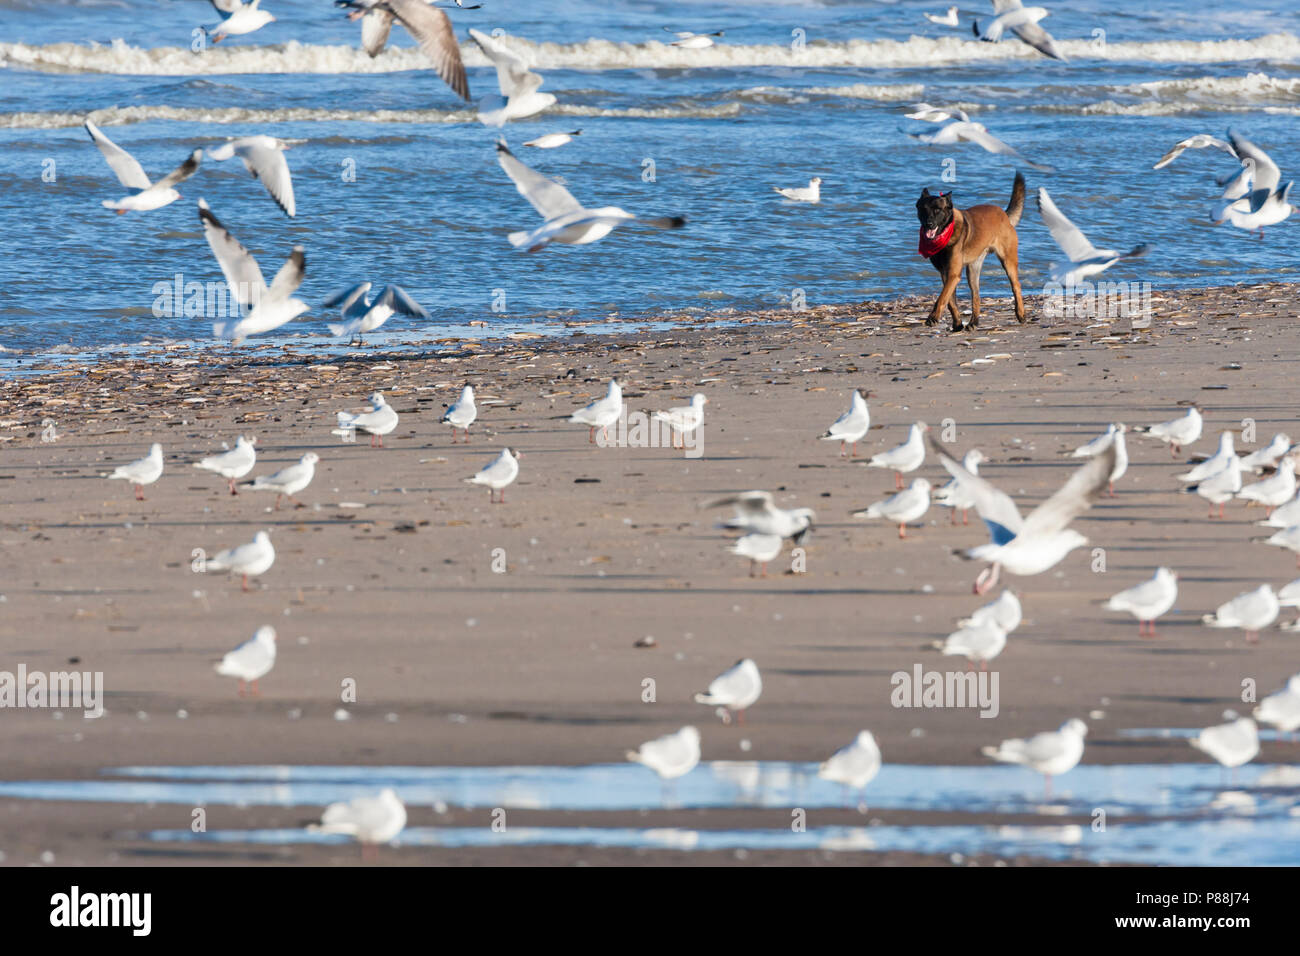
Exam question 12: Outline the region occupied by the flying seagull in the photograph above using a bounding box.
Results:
[205,135,296,217]
[323,282,429,343]
[85,120,201,214]
[907,119,1055,173]
[972,0,1067,61]
[469,29,556,126]
[334,0,469,100]
[1152,133,1238,170]
[1036,188,1149,285]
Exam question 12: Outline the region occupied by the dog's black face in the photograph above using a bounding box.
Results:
[916,188,954,240]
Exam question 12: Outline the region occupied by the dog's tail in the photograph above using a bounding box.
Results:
[1005,171,1026,227]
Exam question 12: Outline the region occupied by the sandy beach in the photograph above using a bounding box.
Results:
[2,282,1299,865]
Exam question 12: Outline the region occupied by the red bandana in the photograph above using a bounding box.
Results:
[919,220,955,258]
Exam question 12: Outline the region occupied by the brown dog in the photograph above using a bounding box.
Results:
[916,172,1027,332]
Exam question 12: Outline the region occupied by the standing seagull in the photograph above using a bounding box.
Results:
[728,533,784,578]
[959,589,1023,632]
[972,0,1066,60]
[1183,454,1242,519]
[335,0,469,100]
[773,178,822,203]
[818,731,882,795]
[1254,675,1300,738]
[244,452,318,509]
[198,200,307,344]
[203,530,275,592]
[569,379,624,444]
[215,625,277,697]
[932,618,1006,670]
[1239,433,1294,473]
[85,121,201,214]
[334,392,398,448]
[469,29,556,126]
[932,437,1115,594]
[205,0,276,43]
[694,659,762,726]
[1103,567,1178,637]
[206,135,296,217]
[982,718,1087,800]
[324,282,429,343]
[312,789,407,862]
[442,385,477,442]
[1190,716,1259,772]
[934,449,988,523]
[1202,584,1279,643]
[626,726,701,779]
[107,443,163,500]
[1134,405,1201,458]
[495,142,686,252]
[193,435,257,495]
[852,478,932,539]
[865,422,927,489]
[1238,455,1297,515]
[1069,423,1127,495]
[820,389,871,458]
[1177,431,1235,483]
[465,448,520,503]
[651,394,707,450]
[1037,189,1149,285]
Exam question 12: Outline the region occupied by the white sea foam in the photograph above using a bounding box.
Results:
[2,33,1297,76]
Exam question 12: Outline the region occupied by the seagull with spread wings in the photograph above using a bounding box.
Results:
[1213,130,1295,237]
[84,120,201,213]
[1036,188,1149,286]
[334,0,470,100]
[906,119,1055,173]
[972,0,1067,61]
[206,135,296,217]
[469,29,556,126]
[931,437,1115,593]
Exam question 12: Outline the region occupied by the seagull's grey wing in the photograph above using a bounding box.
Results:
[376,285,430,318]
[197,200,267,308]
[235,140,295,217]
[1153,135,1236,170]
[84,120,153,190]
[1022,444,1116,536]
[1011,20,1067,60]
[152,148,203,189]
[1228,130,1280,193]
[958,122,1055,171]
[385,0,470,101]
[209,0,243,14]
[361,8,394,56]
[1036,188,1099,262]
[929,438,1025,538]
[469,28,544,99]
[495,140,584,221]
[267,247,306,302]
[323,281,371,312]
[703,490,775,515]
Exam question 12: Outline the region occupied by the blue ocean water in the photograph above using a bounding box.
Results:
[0,0,1297,351]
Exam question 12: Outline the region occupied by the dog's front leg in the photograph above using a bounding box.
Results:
[927,262,962,328]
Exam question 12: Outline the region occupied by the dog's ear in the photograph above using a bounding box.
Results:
[920,187,932,198]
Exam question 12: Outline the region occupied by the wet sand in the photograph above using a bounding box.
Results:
[1,282,1298,865]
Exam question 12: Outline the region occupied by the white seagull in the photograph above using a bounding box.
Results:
[933,619,1006,669]
[931,437,1116,594]
[972,0,1067,61]
[818,731,882,792]
[198,199,307,344]
[1134,405,1201,457]
[1068,423,1127,495]
[1202,584,1279,643]
[334,392,398,448]
[852,478,932,539]
[84,120,201,214]
[1190,716,1259,770]
[694,659,762,726]
[495,141,686,252]
[206,135,295,217]
[204,530,275,592]
[651,394,707,450]
[820,389,871,458]
[1177,430,1235,483]
[205,0,275,43]
[465,448,520,503]
[1239,433,1294,473]
[1257,492,1300,530]
[923,7,963,27]
[215,625,276,697]
[958,589,1022,633]
[107,443,164,500]
[706,490,815,544]
[312,788,407,862]
[442,385,477,442]
[1183,454,1242,519]
[335,0,469,99]
[934,449,988,523]
[524,130,581,149]
[193,435,257,495]
[1213,130,1295,238]
[774,177,821,203]
[469,29,556,126]
[1036,189,1149,286]
[1238,455,1296,515]
[243,451,318,509]
[569,379,624,444]
[909,119,1055,173]
[664,27,724,48]
[1254,675,1300,737]
[982,718,1087,799]
[323,282,429,343]
[1152,133,1237,170]
[905,103,972,124]
[728,533,784,578]
[1103,567,1178,637]
[865,422,927,489]
[1261,526,1300,569]
[626,726,701,779]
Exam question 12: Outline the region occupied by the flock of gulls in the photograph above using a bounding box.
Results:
[66,1,1296,854]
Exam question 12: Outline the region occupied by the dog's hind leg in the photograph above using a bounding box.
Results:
[963,252,988,332]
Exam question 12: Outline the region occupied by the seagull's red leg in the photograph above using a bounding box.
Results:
[897,523,906,539]
[588,427,595,444]
[241,574,249,593]
[895,472,903,489]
